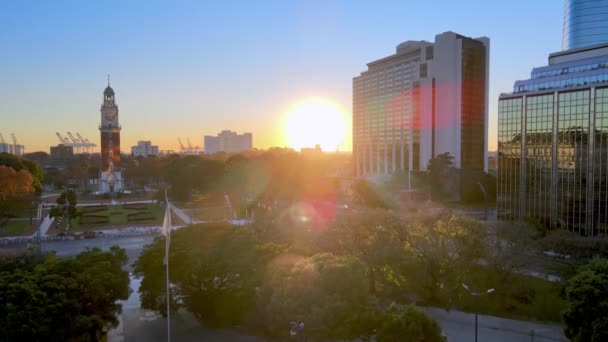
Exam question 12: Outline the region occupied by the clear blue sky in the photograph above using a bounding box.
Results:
[0,0,562,152]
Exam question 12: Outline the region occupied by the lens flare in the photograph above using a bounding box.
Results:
[284,98,348,151]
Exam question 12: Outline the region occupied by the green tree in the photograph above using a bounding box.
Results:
[134,223,273,327]
[351,179,392,209]
[426,152,456,201]
[0,246,130,341]
[563,258,608,341]
[256,252,373,340]
[324,209,402,295]
[402,212,486,306]
[50,190,78,228]
[376,304,443,342]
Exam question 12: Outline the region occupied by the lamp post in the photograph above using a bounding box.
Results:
[462,283,495,342]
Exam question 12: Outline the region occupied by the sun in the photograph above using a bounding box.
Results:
[284,98,348,152]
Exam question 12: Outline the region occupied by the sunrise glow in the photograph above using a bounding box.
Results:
[284,98,348,152]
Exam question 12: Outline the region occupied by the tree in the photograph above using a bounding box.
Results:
[351,179,392,209]
[0,152,43,193]
[134,223,273,327]
[426,152,456,201]
[563,258,608,341]
[0,165,35,230]
[376,304,443,342]
[323,209,402,295]
[485,221,536,283]
[0,246,130,341]
[50,190,78,229]
[401,211,486,306]
[255,252,373,340]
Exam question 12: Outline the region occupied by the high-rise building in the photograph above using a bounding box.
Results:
[204,130,252,154]
[98,81,123,193]
[131,140,159,157]
[563,0,608,51]
[498,1,608,236]
[353,32,489,183]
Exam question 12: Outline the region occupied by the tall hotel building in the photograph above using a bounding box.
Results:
[353,32,489,183]
[498,0,608,235]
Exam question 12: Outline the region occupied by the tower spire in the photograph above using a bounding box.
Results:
[107,74,110,87]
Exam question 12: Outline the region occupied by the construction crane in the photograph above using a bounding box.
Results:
[55,132,96,154]
[10,133,23,156]
[186,138,193,151]
[75,133,86,143]
[56,132,69,145]
[178,138,186,153]
[67,132,79,153]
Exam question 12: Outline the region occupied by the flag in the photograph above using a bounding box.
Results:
[162,193,172,265]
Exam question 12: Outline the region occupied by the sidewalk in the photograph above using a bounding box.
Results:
[423,307,567,342]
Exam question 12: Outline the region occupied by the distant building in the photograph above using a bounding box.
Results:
[301,144,323,157]
[204,130,252,154]
[498,1,608,235]
[353,32,489,181]
[131,140,159,157]
[0,133,25,156]
[49,144,74,169]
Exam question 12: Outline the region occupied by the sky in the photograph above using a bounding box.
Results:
[0,0,562,153]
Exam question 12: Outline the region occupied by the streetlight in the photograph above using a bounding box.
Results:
[462,283,495,342]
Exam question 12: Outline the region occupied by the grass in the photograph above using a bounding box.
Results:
[70,204,162,231]
[454,266,566,323]
[0,219,32,237]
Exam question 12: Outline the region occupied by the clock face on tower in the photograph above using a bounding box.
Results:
[105,112,116,121]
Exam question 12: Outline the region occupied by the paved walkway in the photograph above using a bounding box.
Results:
[423,307,567,342]
[36,215,54,237]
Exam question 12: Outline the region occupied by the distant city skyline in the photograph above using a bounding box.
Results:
[0,1,562,153]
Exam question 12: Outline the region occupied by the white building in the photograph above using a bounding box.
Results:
[353,31,489,178]
[204,130,252,154]
[131,140,159,157]
[0,143,24,156]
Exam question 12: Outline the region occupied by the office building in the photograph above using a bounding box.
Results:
[49,144,74,169]
[353,32,489,181]
[99,81,123,193]
[498,1,608,235]
[204,130,252,154]
[563,0,608,50]
[131,140,159,157]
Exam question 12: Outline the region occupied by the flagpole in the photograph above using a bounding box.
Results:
[164,190,171,342]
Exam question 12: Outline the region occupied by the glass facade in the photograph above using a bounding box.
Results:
[525,95,553,226]
[556,90,589,233]
[499,87,608,236]
[563,0,608,50]
[498,98,522,221]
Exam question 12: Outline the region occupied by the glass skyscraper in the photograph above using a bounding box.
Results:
[499,5,608,235]
[563,0,608,50]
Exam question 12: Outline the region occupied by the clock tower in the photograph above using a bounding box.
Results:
[99,78,123,193]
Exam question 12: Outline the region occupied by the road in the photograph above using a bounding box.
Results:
[423,307,567,342]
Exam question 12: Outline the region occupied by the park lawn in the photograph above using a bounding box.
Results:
[0,219,33,237]
[455,265,566,323]
[71,204,163,231]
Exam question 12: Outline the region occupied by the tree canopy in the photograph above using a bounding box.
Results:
[564,258,608,341]
[0,165,35,230]
[0,246,130,341]
[0,153,43,193]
